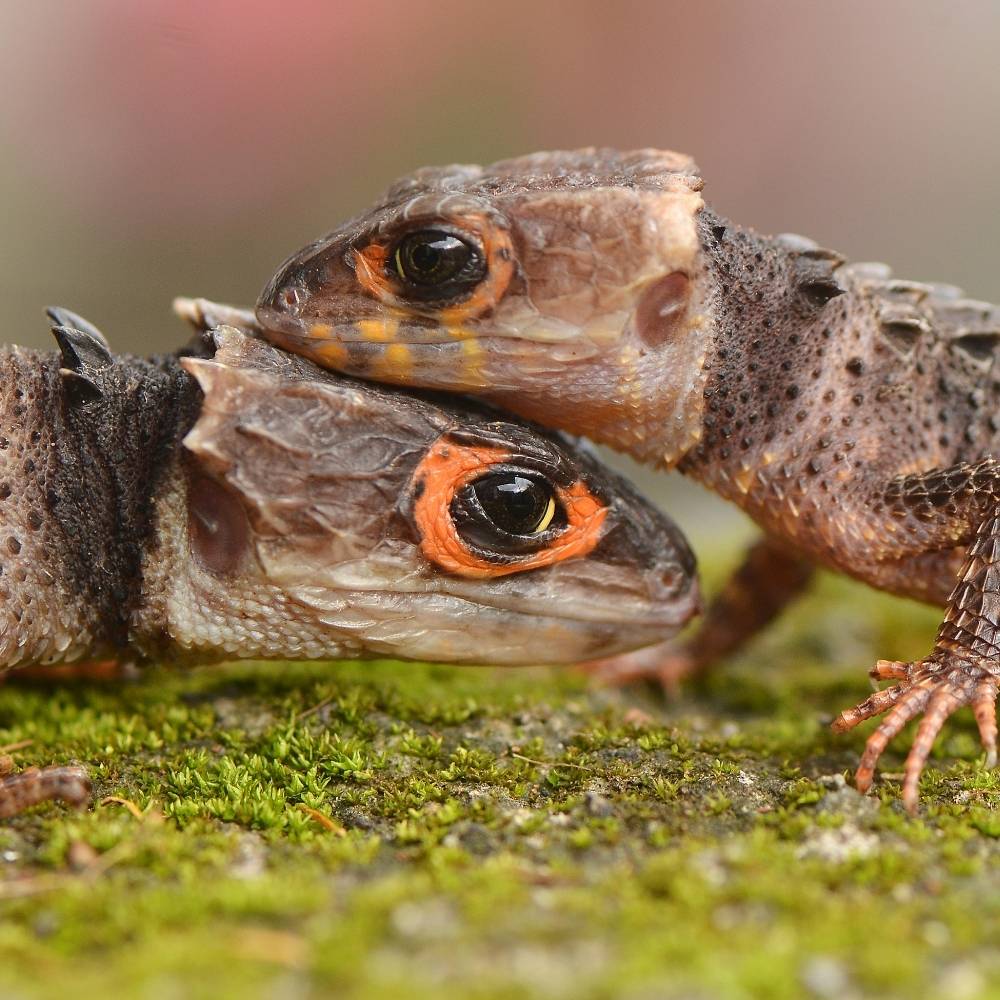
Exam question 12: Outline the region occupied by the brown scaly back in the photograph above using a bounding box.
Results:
[385,148,703,199]
[687,209,1000,547]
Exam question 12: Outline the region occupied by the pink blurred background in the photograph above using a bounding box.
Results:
[1,0,998,537]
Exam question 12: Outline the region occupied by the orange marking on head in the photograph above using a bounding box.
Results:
[357,315,399,342]
[460,338,485,383]
[352,213,515,321]
[351,241,392,299]
[412,438,608,579]
[309,322,333,339]
[375,343,413,378]
[316,341,349,368]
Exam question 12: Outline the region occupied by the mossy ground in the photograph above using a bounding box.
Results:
[0,566,998,1000]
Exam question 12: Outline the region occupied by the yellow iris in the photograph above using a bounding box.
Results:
[531,496,557,534]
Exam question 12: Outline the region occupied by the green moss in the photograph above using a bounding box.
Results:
[0,571,998,999]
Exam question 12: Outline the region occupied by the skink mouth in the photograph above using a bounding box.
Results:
[435,554,703,648]
[254,305,314,343]
[291,581,701,666]
[256,305,467,348]
[252,312,598,400]
[488,579,701,633]
[334,569,701,633]
[256,304,597,350]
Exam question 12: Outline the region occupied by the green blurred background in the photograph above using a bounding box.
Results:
[1,0,998,544]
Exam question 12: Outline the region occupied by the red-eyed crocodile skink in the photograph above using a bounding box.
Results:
[255,147,1000,811]
[0,298,698,816]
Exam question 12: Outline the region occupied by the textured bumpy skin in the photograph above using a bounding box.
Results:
[0,329,197,669]
[0,299,700,816]
[256,147,1000,810]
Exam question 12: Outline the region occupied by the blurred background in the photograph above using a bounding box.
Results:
[1,0,998,548]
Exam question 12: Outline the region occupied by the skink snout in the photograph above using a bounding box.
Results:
[256,236,340,338]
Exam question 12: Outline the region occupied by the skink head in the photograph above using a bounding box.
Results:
[256,148,712,467]
[168,318,699,665]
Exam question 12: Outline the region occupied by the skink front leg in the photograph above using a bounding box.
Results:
[833,461,1000,811]
[584,536,813,691]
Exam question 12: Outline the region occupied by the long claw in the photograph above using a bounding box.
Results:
[972,677,999,767]
[831,682,907,733]
[854,685,932,794]
[870,659,909,682]
[901,688,962,813]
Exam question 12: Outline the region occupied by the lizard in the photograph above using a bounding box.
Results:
[0,297,699,816]
[254,146,1000,812]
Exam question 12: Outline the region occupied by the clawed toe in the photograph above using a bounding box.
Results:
[831,681,909,733]
[870,659,909,682]
[972,677,999,767]
[852,681,934,797]
[900,686,965,812]
[834,653,1000,811]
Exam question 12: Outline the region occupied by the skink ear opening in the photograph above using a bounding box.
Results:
[633,272,692,349]
[186,466,251,576]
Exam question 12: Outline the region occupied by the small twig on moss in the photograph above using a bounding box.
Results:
[507,750,592,772]
[99,796,146,822]
[296,804,346,835]
[294,693,337,722]
[0,874,73,900]
[0,739,33,754]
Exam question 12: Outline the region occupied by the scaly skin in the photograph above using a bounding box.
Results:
[255,147,1000,811]
[0,298,699,816]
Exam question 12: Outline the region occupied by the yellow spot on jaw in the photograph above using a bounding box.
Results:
[309,323,332,339]
[445,324,474,340]
[375,343,413,378]
[316,341,349,368]
[357,315,400,342]
[460,338,485,384]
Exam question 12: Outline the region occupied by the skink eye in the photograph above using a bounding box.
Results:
[389,229,486,300]
[410,437,608,579]
[351,214,514,319]
[451,470,565,554]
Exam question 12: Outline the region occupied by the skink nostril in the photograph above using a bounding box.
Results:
[659,566,683,596]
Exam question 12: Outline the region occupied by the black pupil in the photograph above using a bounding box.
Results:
[398,231,471,286]
[473,473,549,535]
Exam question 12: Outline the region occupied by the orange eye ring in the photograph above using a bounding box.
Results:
[353,213,515,321]
[411,437,608,579]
